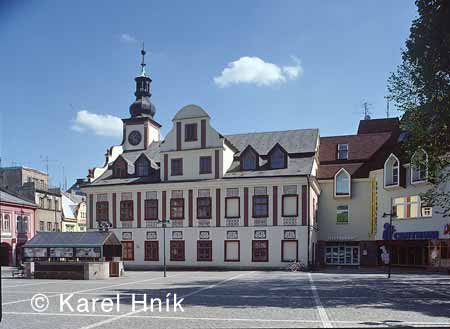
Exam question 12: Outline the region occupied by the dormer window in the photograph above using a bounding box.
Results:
[135,156,150,177]
[269,145,287,169]
[384,154,400,187]
[241,147,258,171]
[185,123,198,142]
[334,168,351,197]
[113,157,127,178]
[337,144,348,160]
[411,149,428,184]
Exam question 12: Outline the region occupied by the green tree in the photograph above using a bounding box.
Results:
[388,0,450,216]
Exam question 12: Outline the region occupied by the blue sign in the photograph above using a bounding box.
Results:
[383,223,439,240]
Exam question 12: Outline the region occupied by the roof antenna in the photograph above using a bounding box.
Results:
[140,41,146,77]
[384,96,391,118]
[362,101,372,120]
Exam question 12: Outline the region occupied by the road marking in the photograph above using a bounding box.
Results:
[2,281,56,289]
[78,271,256,329]
[2,273,183,306]
[3,311,450,327]
[308,272,332,328]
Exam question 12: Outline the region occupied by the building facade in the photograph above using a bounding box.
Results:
[0,167,63,233]
[82,52,320,269]
[0,189,36,266]
[61,192,87,232]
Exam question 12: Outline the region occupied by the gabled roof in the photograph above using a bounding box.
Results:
[24,231,120,248]
[173,105,210,120]
[0,189,37,208]
[225,128,319,155]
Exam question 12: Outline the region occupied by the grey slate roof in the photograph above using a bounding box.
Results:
[225,129,318,155]
[173,105,210,120]
[0,189,36,208]
[24,231,119,248]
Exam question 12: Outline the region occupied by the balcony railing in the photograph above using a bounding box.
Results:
[225,218,240,227]
[253,218,268,226]
[198,219,211,227]
[282,217,298,226]
[171,220,184,228]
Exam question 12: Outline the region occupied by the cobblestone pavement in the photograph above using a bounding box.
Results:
[1,269,450,328]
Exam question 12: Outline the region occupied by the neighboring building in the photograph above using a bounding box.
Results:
[67,178,87,197]
[317,118,400,267]
[0,167,63,233]
[81,50,320,269]
[61,192,87,232]
[0,189,37,266]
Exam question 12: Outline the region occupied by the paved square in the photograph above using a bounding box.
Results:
[1,270,450,328]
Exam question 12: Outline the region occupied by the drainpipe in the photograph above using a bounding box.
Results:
[306,174,311,269]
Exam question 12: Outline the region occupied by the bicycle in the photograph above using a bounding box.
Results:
[287,261,306,272]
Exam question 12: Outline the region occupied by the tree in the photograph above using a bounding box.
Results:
[388,0,450,216]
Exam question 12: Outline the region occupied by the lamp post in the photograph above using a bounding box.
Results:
[382,212,395,279]
[157,219,170,277]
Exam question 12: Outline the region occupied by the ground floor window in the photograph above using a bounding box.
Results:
[252,240,268,262]
[390,241,428,266]
[224,240,240,261]
[325,244,359,265]
[197,240,212,261]
[144,241,159,261]
[170,240,185,261]
[122,241,134,261]
[281,240,298,262]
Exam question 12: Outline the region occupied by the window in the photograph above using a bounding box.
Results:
[224,240,240,261]
[54,199,59,211]
[197,197,212,219]
[16,216,28,233]
[54,222,59,232]
[2,214,11,232]
[336,205,349,224]
[241,149,257,170]
[337,144,349,160]
[185,123,198,141]
[39,197,44,208]
[252,240,268,262]
[96,201,109,222]
[282,240,298,262]
[47,222,52,231]
[170,241,185,261]
[170,198,184,219]
[411,149,428,183]
[335,169,351,196]
[384,154,400,187]
[392,195,432,219]
[39,221,44,232]
[113,157,128,178]
[282,195,298,217]
[144,241,159,261]
[225,197,240,218]
[270,146,286,169]
[144,199,158,220]
[199,156,212,174]
[120,200,134,221]
[325,245,360,265]
[122,241,134,260]
[197,240,212,261]
[253,195,268,218]
[171,158,183,176]
[135,156,150,177]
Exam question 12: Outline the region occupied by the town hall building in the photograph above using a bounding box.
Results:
[81,49,321,269]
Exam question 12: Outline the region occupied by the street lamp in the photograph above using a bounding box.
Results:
[382,212,396,279]
[157,219,170,277]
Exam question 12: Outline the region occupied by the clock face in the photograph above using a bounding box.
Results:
[128,130,142,146]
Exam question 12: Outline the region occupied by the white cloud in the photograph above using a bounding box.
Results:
[71,110,122,137]
[120,33,137,43]
[214,56,303,87]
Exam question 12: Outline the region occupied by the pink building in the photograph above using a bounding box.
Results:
[1,189,37,266]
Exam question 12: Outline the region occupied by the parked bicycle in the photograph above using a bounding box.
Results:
[287,261,307,272]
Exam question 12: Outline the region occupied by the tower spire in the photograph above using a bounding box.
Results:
[140,41,147,77]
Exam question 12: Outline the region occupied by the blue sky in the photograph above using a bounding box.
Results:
[0,0,417,187]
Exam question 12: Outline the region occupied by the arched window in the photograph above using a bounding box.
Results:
[334,168,351,196]
[241,148,258,171]
[411,149,428,183]
[113,157,128,178]
[135,156,150,177]
[384,154,400,187]
[270,146,286,169]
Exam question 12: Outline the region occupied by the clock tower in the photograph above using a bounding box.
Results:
[123,44,161,152]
